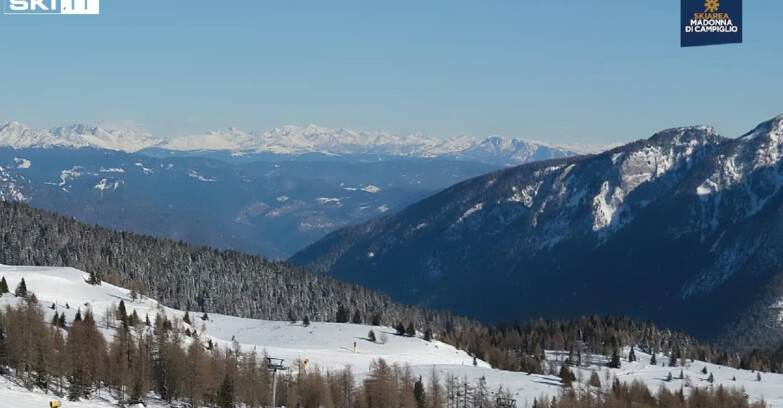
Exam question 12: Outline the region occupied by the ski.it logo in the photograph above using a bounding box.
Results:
[4,0,99,15]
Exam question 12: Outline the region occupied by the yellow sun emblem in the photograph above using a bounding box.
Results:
[704,0,720,12]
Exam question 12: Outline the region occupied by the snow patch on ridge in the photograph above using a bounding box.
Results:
[134,162,153,174]
[508,183,541,207]
[94,178,124,191]
[316,197,342,205]
[188,170,216,182]
[456,203,484,224]
[13,158,30,169]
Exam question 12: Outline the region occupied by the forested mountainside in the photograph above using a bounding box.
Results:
[292,115,783,347]
[0,201,475,333]
[4,199,771,374]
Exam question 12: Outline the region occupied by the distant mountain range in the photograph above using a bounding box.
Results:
[291,114,783,347]
[0,122,609,167]
[0,146,498,257]
[0,121,612,257]
[0,122,159,153]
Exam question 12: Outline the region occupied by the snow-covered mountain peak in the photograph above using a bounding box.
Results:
[158,122,612,163]
[0,122,159,152]
[0,121,76,149]
[647,125,718,145]
[0,121,27,131]
[53,123,100,133]
[740,114,783,141]
[51,124,159,152]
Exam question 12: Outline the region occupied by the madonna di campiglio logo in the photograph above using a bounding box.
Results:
[704,0,720,13]
[681,0,742,47]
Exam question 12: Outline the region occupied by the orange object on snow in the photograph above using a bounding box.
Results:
[50,401,62,408]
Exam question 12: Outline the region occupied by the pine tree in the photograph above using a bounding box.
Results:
[217,373,235,408]
[368,330,377,343]
[667,372,673,382]
[628,347,636,362]
[679,369,684,379]
[201,312,209,321]
[589,371,601,388]
[51,311,60,326]
[395,322,406,336]
[650,353,657,365]
[130,310,141,327]
[88,271,101,286]
[372,313,382,326]
[183,310,191,325]
[701,366,708,374]
[413,376,426,408]
[303,315,310,327]
[351,309,362,324]
[424,328,433,341]
[336,305,350,323]
[473,356,478,367]
[406,322,416,337]
[0,276,8,294]
[58,313,66,329]
[50,326,66,394]
[117,300,128,323]
[669,347,681,367]
[608,348,621,369]
[108,314,134,404]
[707,372,714,383]
[14,278,27,298]
[559,363,575,387]
[185,334,206,407]
[67,307,107,401]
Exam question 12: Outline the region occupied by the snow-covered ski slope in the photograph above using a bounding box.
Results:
[0,375,168,408]
[1,264,783,408]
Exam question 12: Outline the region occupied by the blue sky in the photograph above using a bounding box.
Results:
[0,0,780,144]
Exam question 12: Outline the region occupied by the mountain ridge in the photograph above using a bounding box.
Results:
[0,121,612,166]
[290,114,783,347]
